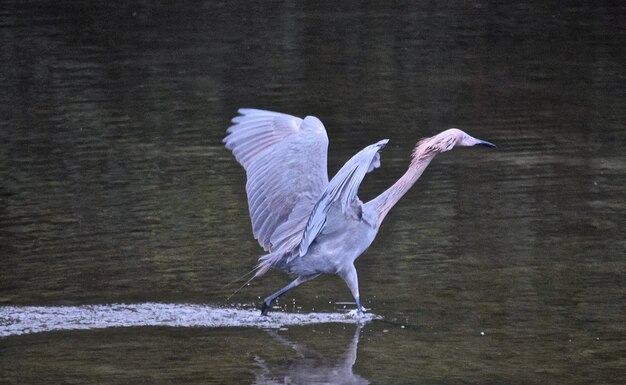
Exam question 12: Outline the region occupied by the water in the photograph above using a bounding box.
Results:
[1,1,625,384]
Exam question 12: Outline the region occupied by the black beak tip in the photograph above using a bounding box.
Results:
[478,141,497,148]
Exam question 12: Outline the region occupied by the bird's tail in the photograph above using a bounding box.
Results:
[223,252,281,302]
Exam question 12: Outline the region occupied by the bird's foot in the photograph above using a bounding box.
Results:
[347,306,369,318]
[260,300,271,316]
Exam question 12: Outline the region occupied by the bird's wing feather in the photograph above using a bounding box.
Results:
[224,109,329,251]
[297,139,388,257]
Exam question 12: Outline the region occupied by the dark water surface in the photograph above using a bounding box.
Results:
[1,1,625,384]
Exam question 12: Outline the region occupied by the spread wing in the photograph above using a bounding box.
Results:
[224,108,329,252]
[298,139,389,257]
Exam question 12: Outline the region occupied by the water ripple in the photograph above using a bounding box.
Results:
[0,303,379,337]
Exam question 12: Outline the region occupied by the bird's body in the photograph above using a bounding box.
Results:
[224,108,495,315]
[277,202,378,276]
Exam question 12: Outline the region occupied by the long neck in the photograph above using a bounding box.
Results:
[367,145,438,226]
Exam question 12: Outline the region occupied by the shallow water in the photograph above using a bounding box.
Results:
[1,1,625,384]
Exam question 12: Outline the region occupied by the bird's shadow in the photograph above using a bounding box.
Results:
[252,324,369,384]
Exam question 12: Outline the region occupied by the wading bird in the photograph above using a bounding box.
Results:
[224,109,495,315]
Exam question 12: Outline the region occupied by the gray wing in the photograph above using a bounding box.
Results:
[224,108,329,252]
[298,139,389,257]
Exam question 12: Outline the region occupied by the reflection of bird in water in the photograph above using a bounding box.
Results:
[224,109,495,315]
[253,325,368,385]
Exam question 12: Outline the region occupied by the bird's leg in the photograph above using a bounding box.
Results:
[339,264,365,314]
[261,274,320,316]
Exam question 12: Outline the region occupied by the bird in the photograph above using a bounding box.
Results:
[223,108,495,316]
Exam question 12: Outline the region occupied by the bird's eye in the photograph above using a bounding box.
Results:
[461,134,475,145]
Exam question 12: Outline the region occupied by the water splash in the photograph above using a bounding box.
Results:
[0,303,380,337]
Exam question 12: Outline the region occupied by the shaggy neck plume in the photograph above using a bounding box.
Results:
[368,137,449,226]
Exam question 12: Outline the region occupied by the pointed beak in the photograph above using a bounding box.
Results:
[476,139,496,148]
[461,133,497,148]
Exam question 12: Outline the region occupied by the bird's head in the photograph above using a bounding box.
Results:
[413,128,495,161]
[432,128,496,151]
[453,128,496,148]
